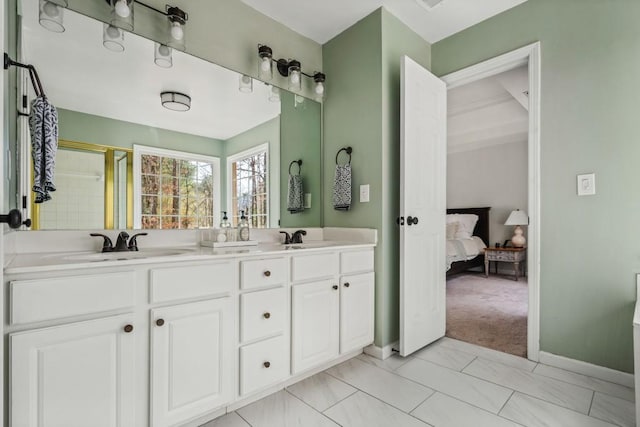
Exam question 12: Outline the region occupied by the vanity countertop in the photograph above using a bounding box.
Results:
[4,241,375,275]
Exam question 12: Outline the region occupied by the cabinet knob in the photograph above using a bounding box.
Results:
[332,285,338,290]
[263,270,271,277]
[156,319,165,327]
[263,312,271,319]
[123,324,134,333]
[263,361,271,368]
[344,282,350,288]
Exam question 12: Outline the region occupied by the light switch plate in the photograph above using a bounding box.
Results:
[304,193,311,209]
[360,184,370,203]
[577,173,596,196]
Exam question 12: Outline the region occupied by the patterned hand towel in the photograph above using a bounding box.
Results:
[333,164,352,210]
[287,174,304,213]
[29,95,58,203]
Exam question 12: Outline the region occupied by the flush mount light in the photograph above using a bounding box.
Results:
[166,6,188,51]
[154,43,172,68]
[161,91,191,111]
[105,0,134,31]
[103,23,125,52]
[257,44,326,97]
[39,0,68,33]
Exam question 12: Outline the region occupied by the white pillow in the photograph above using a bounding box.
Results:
[446,222,458,240]
[454,214,479,239]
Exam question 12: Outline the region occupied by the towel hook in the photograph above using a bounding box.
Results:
[288,159,302,175]
[336,147,353,165]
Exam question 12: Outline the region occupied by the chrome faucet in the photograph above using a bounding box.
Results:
[291,230,307,244]
[90,232,148,252]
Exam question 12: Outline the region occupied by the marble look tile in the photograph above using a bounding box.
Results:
[200,412,250,427]
[286,372,357,412]
[533,364,635,402]
[325,358,434,412]
[464,358,594,414]
[438,337,538,372]
[500,392,617,427]
[590,392,635,427]
[324,391,430,427]
[412,342,477,371]
[236,390,338,427]
[411,392,520,427]
[356,352,413,371]
[395,358,512,413]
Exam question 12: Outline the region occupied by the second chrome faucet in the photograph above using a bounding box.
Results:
[279,229,307,244]
[90,231,148,252]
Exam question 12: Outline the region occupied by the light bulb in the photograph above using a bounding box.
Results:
[315,82,324,95]
[114,0,130,18]
[260,57,271,72]
[290,71,300,85]
[170,22,184,41]
[106,25,121,38]
[158,45,170,56]
[42,1,60,17]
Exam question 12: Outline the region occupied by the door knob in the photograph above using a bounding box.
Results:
[407,216,419,226]
[396,216,405,226]
[0,209,31,229]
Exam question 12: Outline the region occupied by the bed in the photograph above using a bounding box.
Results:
[446,207,491,277]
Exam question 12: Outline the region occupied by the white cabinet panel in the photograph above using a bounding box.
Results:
[340,272,375,353]
[239,335,288,396]
[150,263,234,303]
[340,250,374,275]
[240,258,287,290]
[240,287,286,343]
[291,279,339,374]
[10,314,136,427]
[291,253,339,282]
[151,298,233,427]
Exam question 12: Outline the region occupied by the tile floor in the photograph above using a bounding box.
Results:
[202,337,635,427]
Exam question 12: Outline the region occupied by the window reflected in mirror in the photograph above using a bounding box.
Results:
[228,144,268,228]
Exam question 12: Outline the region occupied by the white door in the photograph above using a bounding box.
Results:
[291,279,339,373]
[399,55,447,356]
[10,315,137,427]
[340,272,375,353]
[151,298,233,427]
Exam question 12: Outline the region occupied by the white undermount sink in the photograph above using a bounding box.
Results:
[60,248,197,262]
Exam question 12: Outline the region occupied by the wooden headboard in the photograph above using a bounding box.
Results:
[446,207,491,246]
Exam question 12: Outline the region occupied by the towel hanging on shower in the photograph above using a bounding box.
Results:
[29,94,58,203]
[287,160,304,213]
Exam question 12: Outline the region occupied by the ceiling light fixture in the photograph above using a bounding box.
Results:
[106,0,134,31]
[39,0,68,33]
[257,44,327,99]
[103,23,125,52]
[154,43,172,68]
[161,91,191,112]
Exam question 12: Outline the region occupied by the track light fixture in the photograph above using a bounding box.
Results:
[257,44,326,99]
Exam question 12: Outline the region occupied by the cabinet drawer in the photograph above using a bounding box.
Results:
[10,272,135,325]
[240,335,288,396]
[241,288,286,342]
[291,252,338,282]
[240,258,287,290]
[340,250,374,274]
[150,263,234,303]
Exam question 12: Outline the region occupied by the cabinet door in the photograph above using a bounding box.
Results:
[291,279,339,374]
[10,314,136,427]
[340,272,375,353]
[151,298,233,427]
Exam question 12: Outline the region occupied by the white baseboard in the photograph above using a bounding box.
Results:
[364,341,398,360]
[539,351,634,388]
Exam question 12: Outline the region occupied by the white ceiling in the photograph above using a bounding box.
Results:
[448,65,528,153]
[22,2,281,141]
[240,0,526,44]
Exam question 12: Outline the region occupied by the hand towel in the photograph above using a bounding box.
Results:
[333,164,352,210]
[29,95,58,203]
[287,174,304,213]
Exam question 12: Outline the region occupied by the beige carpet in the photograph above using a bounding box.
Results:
[446,273,528,357]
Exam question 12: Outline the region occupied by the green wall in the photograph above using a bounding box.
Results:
[226,117,281,227]
[279,91,322,228]
[323,8,430,346]
[432,0,640,372]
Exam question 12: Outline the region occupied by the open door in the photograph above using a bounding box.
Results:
[399,56,447,356]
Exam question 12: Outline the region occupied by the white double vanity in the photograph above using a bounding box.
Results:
[3,228,376,427]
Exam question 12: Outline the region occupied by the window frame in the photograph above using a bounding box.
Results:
[226,143,269,228]
[133,144,221,229]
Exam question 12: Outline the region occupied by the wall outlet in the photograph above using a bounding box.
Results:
[360,184,370,203]
[304,193,311,209]
[577,173,595,196]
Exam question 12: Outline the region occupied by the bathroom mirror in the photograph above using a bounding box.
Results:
[17,1,321,230]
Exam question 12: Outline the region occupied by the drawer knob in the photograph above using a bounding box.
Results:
[263,312,271,319]
[123,324,134,333]
[332,285,338,290]
[156,319,165,327]
[264,270,271,277]
[344,282,350,288]
[263,361,271,368]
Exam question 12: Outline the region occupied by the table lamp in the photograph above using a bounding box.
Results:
[505,209,528,247]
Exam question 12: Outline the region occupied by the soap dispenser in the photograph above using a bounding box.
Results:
[217,211,231,242]
[238,210,250,241]
[220,211,231,229]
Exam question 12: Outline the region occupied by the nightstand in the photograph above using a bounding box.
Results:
[484,247,527,281]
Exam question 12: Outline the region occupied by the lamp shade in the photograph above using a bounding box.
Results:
[505,210,528,226]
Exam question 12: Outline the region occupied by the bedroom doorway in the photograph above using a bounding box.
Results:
[441,43,541,360]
